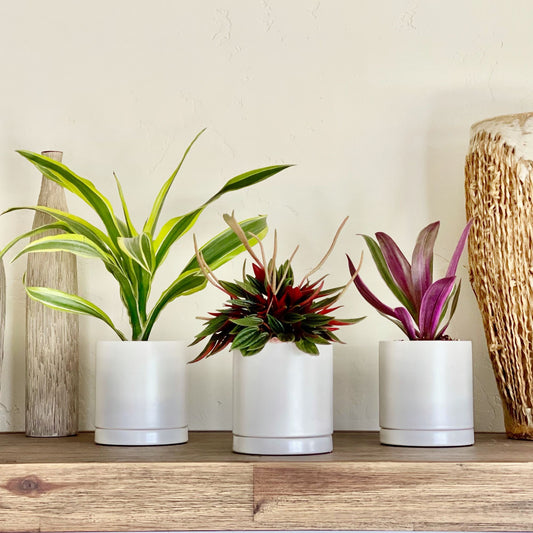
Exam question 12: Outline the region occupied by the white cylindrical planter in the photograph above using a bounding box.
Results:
[379,340,474,447]
[95,341,187,446]
[233,341,333,455]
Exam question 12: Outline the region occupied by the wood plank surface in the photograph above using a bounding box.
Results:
[0,432,532,532]
[253,462,533,531]
[0,463,252,532]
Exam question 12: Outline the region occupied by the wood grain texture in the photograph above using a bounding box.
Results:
[0,463,253,532]
[26,150,79,437]
[0,432,532,532]
[253,462,533,531]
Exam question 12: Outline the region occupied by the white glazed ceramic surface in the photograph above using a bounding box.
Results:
[233,341,333,455]
[95,341,187,446]
[379,340,474,447]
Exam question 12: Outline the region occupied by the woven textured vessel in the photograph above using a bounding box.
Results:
[465,112,533,439]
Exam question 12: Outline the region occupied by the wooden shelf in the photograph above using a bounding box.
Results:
[0,431,532,532]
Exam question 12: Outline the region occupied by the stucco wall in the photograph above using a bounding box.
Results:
[2,0,528,432]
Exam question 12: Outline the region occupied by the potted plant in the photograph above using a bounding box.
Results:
[1,130,291,446]
[347,220,474,447]
[191,213,364,455]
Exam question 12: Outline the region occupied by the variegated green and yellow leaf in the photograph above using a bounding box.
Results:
[25,285,126,340]
[181,215,268,276]
[12,234,115,265]
[117,233,155,273]
[17,150,123,242]
[143,129,206,236]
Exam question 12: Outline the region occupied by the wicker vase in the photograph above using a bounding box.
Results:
[465,112,533,439]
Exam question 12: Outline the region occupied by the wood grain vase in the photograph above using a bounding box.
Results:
[26,150,79,437]
[465,113,533,440]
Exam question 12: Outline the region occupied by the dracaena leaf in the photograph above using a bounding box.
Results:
[143,129,206,236]
[113,173,137,237]
[17,150,122,242]
[0,222,69,259]
[446,219,474,277]
[118,233,155,273]
[153,208,203,269]
[411,221,439,310]
[141,272,207,340]
[2,206,114,255]
[181,215,268,276]
[418,277,456,339]
[25,285,126,340]
[206,165,292,205]
[12,234,115,265]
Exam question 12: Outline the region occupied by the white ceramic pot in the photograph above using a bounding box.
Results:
[95,341,187,446]
[379,340,474,447]
[233,341,333,455]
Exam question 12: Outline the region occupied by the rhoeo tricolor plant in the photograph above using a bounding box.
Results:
[347,220,473,341]
[190,214,364,361]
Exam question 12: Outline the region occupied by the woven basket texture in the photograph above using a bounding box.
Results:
[465,116,533,439]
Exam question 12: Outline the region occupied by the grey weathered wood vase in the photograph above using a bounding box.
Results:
[26,150,79,437]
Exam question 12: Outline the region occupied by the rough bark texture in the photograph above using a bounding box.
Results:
[465,113,533,439]
[25,150,79,437]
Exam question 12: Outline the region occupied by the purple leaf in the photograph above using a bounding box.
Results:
[418,277,456,339]
[445,219,474,278]
[347,255,398,319]
[411,221,440,310]
[375,232,415,306]
[435,280,462,339]
[393,306,419,340]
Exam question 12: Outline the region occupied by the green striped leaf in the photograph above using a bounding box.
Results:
[118,233,155,273]
[143,129,205,235]
[181,215,268,276]
[12,234,115,264]
[0,222,69,259]
[25,285,126,340]
[17,151,122,242]
[231,326,260,351]
[206,165,292,205]
[240,332,270,356]
[231,316,263,327]
[3,206,114,254]
[113,173,137,237]
[141,272,207,340]
[153,208,202,269]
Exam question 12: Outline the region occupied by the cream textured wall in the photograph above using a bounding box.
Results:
[1,0,531,433]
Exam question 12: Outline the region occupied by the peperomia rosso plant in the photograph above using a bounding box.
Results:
[190,213,365,362]
[0,130,291,341]
[347,220,473,341]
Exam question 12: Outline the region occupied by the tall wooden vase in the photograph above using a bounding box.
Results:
[26,150,79,437]
[465,113,533,440]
